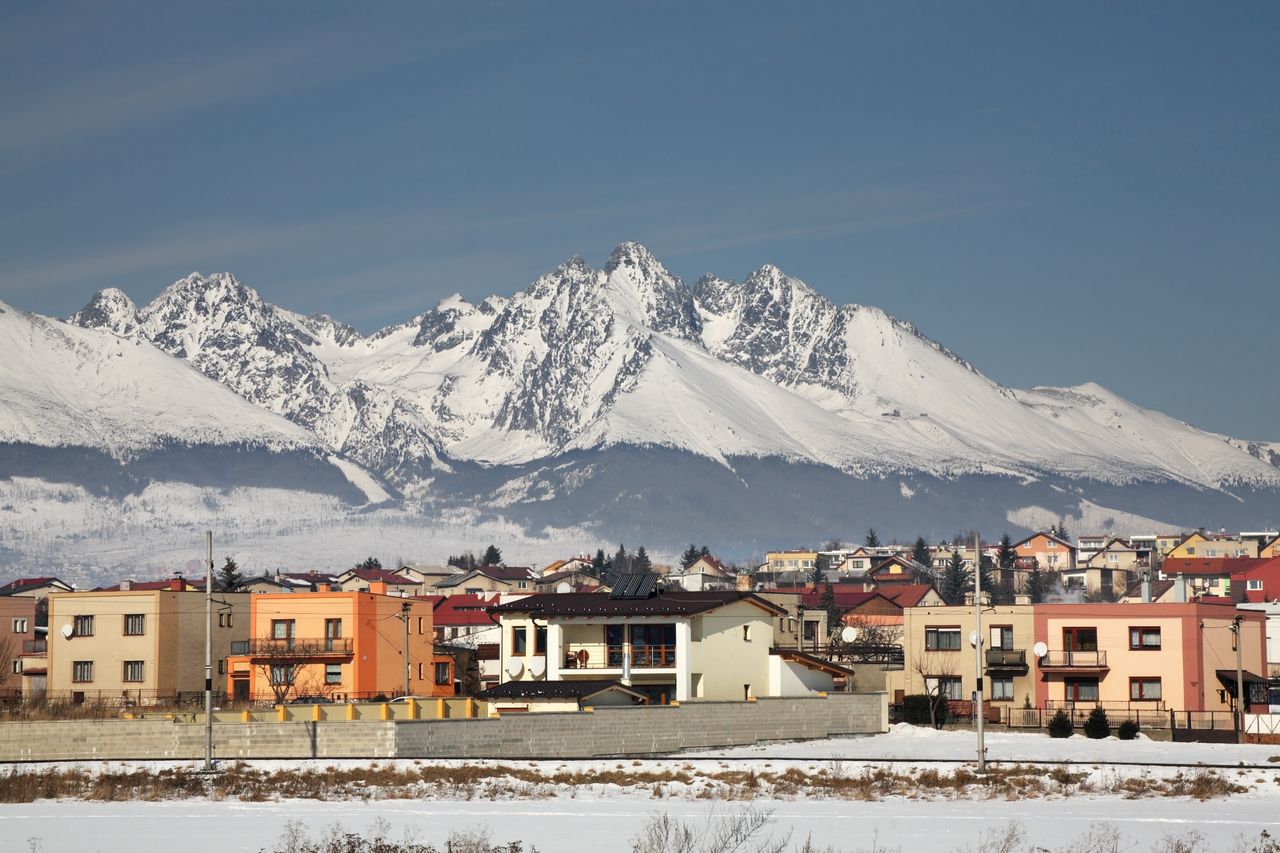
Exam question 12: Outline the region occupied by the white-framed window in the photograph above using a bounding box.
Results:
[124,614,144,636]
[991,677,1014,700]
[72,660,94,682]
[11,618,27,633]
[122,660,144,682]
[1248,580,1263,591]
[927,676,964,700]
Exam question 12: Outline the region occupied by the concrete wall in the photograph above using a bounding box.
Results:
[0,693,886,762]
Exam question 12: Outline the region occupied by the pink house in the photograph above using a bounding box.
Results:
[1033,602,1267,712]
[1231,556,1280,604]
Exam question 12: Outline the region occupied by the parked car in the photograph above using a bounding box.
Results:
[288,695,335,704]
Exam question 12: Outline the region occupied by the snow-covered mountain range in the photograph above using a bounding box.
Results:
[3,243,1278,581]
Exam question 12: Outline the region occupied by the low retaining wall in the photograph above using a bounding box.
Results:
[0,693,886,762]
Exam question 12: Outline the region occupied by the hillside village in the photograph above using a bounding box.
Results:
[1,526,1277,741]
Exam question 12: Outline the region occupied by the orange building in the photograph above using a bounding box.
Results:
[225,583,453,703]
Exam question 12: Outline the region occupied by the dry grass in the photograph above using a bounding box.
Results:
[0,760,1261,806]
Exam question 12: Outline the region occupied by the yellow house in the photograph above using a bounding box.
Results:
[48,585,250,705]
[1083,538,1144,597]
[1167,531,1257,559]
[899,604,1038,711]
[487,589,850,706]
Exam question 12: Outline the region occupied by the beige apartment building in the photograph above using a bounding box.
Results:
[898,604,1038,709]
[48,586,249,704]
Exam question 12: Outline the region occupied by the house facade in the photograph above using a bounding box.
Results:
[47,587,250,704]
[0,596,37,699]
[899,604,1038,710]
[224,585,446,702]
[488,590,844,704]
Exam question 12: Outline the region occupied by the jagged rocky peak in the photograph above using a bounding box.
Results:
[297,313,364,347]
[412,294,482,350]
[68,287,140,337]
[602,242,701,339]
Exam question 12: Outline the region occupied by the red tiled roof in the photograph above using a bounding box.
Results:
[0,577,70,594]
[1160,557,1262,577]
[431,594,496,627]
[345,567,417,585]
[877,584,937,607]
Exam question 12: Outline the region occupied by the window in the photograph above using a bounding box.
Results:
[1130,677,1161,701]
[517,581,527,589]
[1129,627,1161,650]
[1064,677,1099,702]
[12,618,28,633]
[435,662,451,685]
[325,664,342,685]
[72,660,94,682]
[927,676,963,700]
[511,626,527,655]
[417,616,425,634]
[925,627,962,651]
[1187,546,1195,555]
[742,625,751,642]
[269,664,294,685]
[991,677,1014,700]
[11,660,21,674]
[1248,580,1263,591]
[535,626,547,654]
[802,621,819,642]
[124,614,144,636]
[123,660,144,682]
[271,619,295,649]
[73,615,94,637]
[1063,627,1098,651]
[324,618,342,651]
[218,612,233,628]
[989,626,1014,650]
[217,659,225,675]
[417,662,424,680]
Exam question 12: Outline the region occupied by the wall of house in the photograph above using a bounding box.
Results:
[901,605,1038,708]
[0,692,887,761]
[0,597,36,695]
[689,604,775,701]
[767,656,835,695]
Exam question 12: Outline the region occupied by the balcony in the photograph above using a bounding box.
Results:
[985,648,1028,672]
[562,644,676,670]
[21,639,47,656]
[230,637,353,657]
[1039,650,1108,670]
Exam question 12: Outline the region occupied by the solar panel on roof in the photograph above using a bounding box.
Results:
[609,571,658,599]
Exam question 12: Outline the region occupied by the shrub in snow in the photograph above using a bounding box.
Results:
[1117,719,1139,740]
[902,694,948,728]
[1083,706,1111,739]
[1048,708,1073,738]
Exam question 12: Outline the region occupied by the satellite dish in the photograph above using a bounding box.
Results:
[528,657,546,677]
[969,630,983,648]
[1033,641,1048,659]
[505,658,523,678]
[61,624,74,640]
[555,582,572,594]
[840,626,860,643]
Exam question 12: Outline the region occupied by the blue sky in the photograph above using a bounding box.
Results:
[2,2,1277,440]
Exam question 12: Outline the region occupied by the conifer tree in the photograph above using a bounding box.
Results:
[634,546,652,572]
[912,537,931,569]
[941,549,972,605]
[481,544,503,566]
[865,529,881,548]
[216,556,244,592]
[680,544,700,568]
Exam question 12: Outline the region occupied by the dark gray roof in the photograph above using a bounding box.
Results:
[489,590,785,618]
[475,679,641,701]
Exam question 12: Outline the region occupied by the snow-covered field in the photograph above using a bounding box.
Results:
[3,727,1279,852]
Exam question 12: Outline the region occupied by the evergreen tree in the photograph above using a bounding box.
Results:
[941,549,972,605]
[864,529,881,548]
[680,544,700,569]
[1083,706,1111,739]
[591,548,606,576]
[698,545,711,559]
[977,552,996,596]
[911,537,931,569]
[1025,559,1045,603]
[447,552,477,570]
[355,556,382,571]
[481,544,503,566]
[610,544,629,584]
[1056,518,1071,542]
[216,556,244,592]
[820,582,842,635]
[996,533,1017,570]
[811,554,827,587]
[634,546,652,573]
[1048,708,1073,738]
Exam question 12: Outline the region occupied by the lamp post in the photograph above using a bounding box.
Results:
[1230,616,1245,744]
[973,531,986,773]
[204,531,214,771]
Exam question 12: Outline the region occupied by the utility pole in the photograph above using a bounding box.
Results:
[1232,616,1245,744]
[398,600,411,698]
[973,531,986,773]
[204,530,214,771]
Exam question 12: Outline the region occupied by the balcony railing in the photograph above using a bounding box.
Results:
[1039,650,1108,668]
[985,648,1027,669]
[230,637,353,657]
[21,639,47,655]
[562,645,676,669]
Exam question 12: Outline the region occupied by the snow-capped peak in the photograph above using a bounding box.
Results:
[68,288,139,338]
[602,241,700,340]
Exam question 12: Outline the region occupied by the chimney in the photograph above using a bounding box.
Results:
[369,581,388,595]
[170,578,183,591]
[1141,570,1152,603]
[1014,594,1031,606]
[1173,573,1187,603]
[119,580,132,591]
